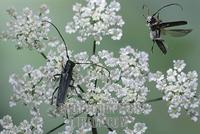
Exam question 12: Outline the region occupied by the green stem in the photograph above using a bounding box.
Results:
[91,40,98,134]
[145,97,163,103]
[88,115,98,134]
[40,52,48,60]
[46,110,85,134]
[46,123,65,134]
[93,40,97,55]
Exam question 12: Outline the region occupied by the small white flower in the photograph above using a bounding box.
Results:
[173,60,186,72]
[133,123,147,134]
[0,115,13,129]
[39,4,50,15]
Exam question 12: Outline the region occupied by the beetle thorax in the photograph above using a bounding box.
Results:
[146,15,157,25]
[64,60,75,72]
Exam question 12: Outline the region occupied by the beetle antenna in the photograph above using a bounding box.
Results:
[43,20,70,60]
[152,3,183,17]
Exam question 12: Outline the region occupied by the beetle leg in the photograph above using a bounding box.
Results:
[69,85,73,88]
[154,38,164,41]
[152,37,165,53]
[54,74,61,77]
[53,74,61,80]
[71,84,85,93]
[70,85,86,101]
[77,85,85,93]
[69,78,74,88]
[51,87,59,105]
[70,79,74,86]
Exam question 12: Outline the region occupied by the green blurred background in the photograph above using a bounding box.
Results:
[0,0,200,133]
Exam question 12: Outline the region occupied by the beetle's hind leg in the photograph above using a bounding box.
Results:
[51,87,59,105]
[152,38,165,54]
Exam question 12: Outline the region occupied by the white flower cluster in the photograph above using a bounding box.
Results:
[49,45,149,134]
[149,60,200,121]
[0,108,43,134]
[9,64,54,108]
[6,40,149,134]
[1,5,51,52]
[96,46,151,115]
[65,0,124,44]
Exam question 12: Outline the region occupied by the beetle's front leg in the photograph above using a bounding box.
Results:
[70,78,85,93]
[53,74,61,80]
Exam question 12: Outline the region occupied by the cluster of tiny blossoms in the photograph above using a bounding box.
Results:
[46,43,150,133]
[65,0,124,44]
[0,4,51,52]
[6,40,150,133]
[0,108,43,134]
[149,60,200,121]
[1,0,200,134]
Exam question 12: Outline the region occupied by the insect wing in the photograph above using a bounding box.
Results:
[159,21,187,28]
[161,29,192,37]
[155,40,167,54]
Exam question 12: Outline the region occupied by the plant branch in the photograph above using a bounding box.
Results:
[93,40,97,55]
[88,115,98,134]
[145,97,163,103]
[88,40,98,134]
[46,110,85,134]
[46,122,65,134]
[39,52,48,60]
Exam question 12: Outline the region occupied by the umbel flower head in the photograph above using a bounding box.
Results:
[1,4,51,52]
[8,41,150,133]
[65,0,125,44]
[149,60,200,121]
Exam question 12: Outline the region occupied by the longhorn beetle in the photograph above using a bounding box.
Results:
[44,21,110,107]
[143,3,192,54]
